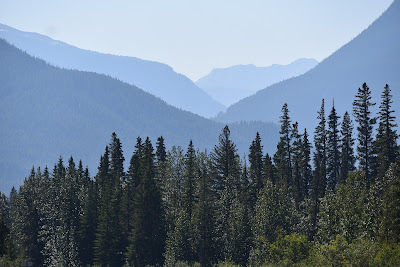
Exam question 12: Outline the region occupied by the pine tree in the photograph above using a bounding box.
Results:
[300,128,312,198]
[182,140,196,221]
[339,112,356,184]
[309,99,327,239]
[375,84,399,178]
[273,103,293,191]
[327,102,341,191]
[263,153,276,185]
[248,132,264,207]
[211,125,241,196]
[156,136,167,163]
[291,122,303,206]
[192,153,216,266]
[353,83,376,185]
[126,137,166,266]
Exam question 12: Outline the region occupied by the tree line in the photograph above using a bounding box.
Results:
[0,83,399,266]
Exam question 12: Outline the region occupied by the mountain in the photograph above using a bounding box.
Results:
[0,39,279,193]
[215,0,400,133]
[0,23,225,118]
[196,58,318,106]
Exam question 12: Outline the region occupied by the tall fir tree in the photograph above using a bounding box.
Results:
[273,103,293,191]
[353,82,376,185]
[263,153,276,185]
[375,84,399,178]
[248,132,264,208]
[192,153,216,266]
[126,137,166,266]
[309,99,327,239]
[182,140,196,221]
[211,125,241,196]
[326,101,341,191]
[300,128,312,199]
[291,122,303,206]
[339,112,356,184]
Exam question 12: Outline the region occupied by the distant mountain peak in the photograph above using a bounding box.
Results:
[196,58,318,106]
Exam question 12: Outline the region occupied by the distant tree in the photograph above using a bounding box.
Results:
[353,83,376,185]
[339,112,356,184]
[327,102,341,191]
[273,103,293,190]
[248,132,264,207]
[375,84,399,178]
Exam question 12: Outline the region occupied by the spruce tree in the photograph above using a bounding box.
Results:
[327,102,341,191]
[126,137,166,266]
[300,128,312,198]
[263,153,276,185]
[309,99,327,239]
[291,122,303,206]
[248,132,264,207]
[192,153,216,266]
[211,125,240,196]
[339,112,355,184]
[375,84,399,178]
[182,140,196,220]
[353,82,376,185]
[273,103,292,191]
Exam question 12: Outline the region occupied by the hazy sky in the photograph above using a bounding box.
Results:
[0,0,394,81]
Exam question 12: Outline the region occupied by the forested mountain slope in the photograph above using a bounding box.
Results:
[215,0,400,132]
[0,39,278,193]
[0,23,225,118]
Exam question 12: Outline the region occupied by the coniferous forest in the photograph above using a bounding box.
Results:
[0,83,399,266]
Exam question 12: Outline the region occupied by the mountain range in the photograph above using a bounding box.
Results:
[0,23,225,118]
[0,39,279,193]
[215,0,400,134]
[196,58,318,106]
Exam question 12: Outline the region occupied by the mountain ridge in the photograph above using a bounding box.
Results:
[196,58,318,106]
[0,23,225,118]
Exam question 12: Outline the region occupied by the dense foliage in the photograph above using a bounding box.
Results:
[0,83,399,266]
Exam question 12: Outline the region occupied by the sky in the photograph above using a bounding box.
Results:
[0,0,394,81]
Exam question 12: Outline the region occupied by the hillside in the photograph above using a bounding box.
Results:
[215,0,400,132]
[0,40,279,193]
[0,23,225,118]
[196,58,318,106]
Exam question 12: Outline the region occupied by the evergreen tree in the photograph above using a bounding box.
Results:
[78,168,97,267]
[339,112,356,184]
[126,137,166,266]
[94,146,122,266]
[300,128,312,198]
[248,132,264,208]
[211,125,241,196]
[291,122,303,206]
[156,136,167,163]
[182,140,196,221]
[192,153,216,266]
[327,102,341,191]
[353,83,376,185]
[309,99,327,239]
[375,84,399,178]
[273,103,293,190]
[263,153,276,185]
